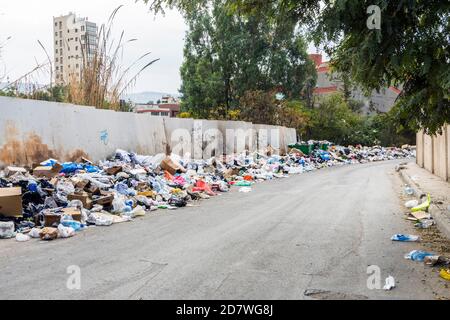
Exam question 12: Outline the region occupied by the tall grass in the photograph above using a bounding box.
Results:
[1,6,159,111]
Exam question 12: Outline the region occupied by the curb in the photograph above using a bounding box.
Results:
[398,169,450,240]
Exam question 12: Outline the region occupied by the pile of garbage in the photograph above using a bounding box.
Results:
[0,143,415,242]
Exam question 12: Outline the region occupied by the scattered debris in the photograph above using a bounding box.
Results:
[391,234,420,242]
[383,276,396,291]
[405,250,435,262]
[0,144,414,245]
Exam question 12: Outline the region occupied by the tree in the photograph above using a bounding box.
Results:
[143,0,449,134]
[175,0,317,119]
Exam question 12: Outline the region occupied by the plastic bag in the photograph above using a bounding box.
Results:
[404,200,419,209]
[0,221,16,239]
[61,219,83,232]
[130,205,146,217]
[15,233,31,242]
[391,234,420,242]
[405,250,434,262]
[383,276,395,291]
[57,224,75,238]
[29,228,42,238]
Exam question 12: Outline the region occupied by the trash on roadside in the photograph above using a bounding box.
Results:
[404,185,414,196]
[409,211,431,221]
[411,194,431,213]
[391,234,420,242]
[415,219,435,229]
[405,250,435,262]
[0,221,15,239]
[57,224,75,238]
[440,269,450,281]
[15,233,30,242]
[0,187,23,217]
[424,256,450,267]
[40,227,58,241]
[405,200,419,209]
[383,276,396,291]
[0,143,415,244]
[28,227,42,239]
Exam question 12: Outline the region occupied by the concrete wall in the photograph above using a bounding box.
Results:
[417,125,450,182]
[0,96,297,166]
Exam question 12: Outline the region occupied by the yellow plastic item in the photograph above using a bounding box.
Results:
[138,191,154,197]
[411,194,431,213]
[440,269,450,281]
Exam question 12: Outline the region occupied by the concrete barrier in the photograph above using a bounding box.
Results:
[0,96,297,166]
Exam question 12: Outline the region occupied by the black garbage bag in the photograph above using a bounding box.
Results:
[168,196,187,208]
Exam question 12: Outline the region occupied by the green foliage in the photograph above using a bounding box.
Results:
[0,85,67,103]
[178,0,316,118]
[143,0,450,134]
[307,93,415,146]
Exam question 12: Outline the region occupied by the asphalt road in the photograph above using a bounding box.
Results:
[0,160,444,300]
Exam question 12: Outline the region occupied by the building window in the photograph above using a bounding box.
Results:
[76,64,79,68]
[81,26,85,31]
[59,31,62,37]
[75,28,78,33]
[55,49,58,54]
[55,32,58,36]
[59,21,62,29]
[75,46,78,51]
[55,57,59,63]
[55,41,58,45]
[56,66,59,70]
[55,22,57,27]
[75,37,78,42]
[59,40,62,46]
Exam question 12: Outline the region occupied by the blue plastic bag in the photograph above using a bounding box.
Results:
[405,250,434,262]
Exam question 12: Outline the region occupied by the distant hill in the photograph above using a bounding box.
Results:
[123,91,181,104]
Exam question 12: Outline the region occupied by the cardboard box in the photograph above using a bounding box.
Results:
[61,207,82,222]
[85,184,100,195]
[5,166,27,177]
[0,187,23,217]
[161,157,186,175]
[106,166,123,175]
[68,192,93,209]
[33,163,62,179]
[93,193,114,206]
[75,180,90,190]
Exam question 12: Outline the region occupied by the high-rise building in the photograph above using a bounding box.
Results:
[53,13,98,85]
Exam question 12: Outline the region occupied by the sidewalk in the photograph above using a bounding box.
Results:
[399,162,450,240]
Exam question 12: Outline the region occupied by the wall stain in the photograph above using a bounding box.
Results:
[0,122,88,167]
[66,149,90,162]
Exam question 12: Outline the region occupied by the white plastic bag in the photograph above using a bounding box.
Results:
[15,233,31,242]
[404,200,419,208]
[29,228,42,239]
[57,224,75,238]
[0,221,15,239]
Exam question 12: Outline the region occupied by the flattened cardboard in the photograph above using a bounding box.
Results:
[0,187,23,217]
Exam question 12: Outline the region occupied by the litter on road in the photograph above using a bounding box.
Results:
[0,143,415,243]
[391,234,420,242]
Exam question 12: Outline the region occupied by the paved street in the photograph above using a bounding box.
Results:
[0,160,444,300]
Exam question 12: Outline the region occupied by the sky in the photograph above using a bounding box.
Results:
[0,0,187,94]
[0,0,322,95]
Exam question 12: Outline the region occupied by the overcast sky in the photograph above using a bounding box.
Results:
[0,0,321,94]
[0,0,187,94]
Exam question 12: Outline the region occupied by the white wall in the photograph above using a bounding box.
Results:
[0,96,297,166]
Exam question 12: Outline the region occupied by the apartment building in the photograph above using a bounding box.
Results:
[53,13,98,85]
[309,54,400,114]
